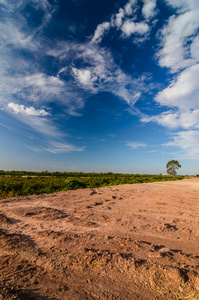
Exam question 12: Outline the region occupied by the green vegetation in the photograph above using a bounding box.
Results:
[166,160,181,176]
[0,171,184,198]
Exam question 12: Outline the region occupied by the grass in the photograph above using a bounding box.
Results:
[156,202,168,205]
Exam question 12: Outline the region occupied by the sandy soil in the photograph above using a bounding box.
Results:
[0,178,199,299]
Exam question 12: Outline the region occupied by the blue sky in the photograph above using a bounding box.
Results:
[0,0,199,174]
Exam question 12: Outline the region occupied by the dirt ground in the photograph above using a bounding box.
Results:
[0,178,199,300]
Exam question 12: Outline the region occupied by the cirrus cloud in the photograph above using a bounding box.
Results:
[163,130,199,158]
[126,141,147,150]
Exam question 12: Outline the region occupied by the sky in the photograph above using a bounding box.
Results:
[0,0,199,174]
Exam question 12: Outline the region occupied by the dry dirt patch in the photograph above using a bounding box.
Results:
[0,178,199,299]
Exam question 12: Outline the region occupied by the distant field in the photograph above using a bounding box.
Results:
[0,171,184,198]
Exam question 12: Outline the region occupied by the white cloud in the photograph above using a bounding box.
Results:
[7,103,49,116]
[23,73,65,102]
[148,0,199,152]
[142,0,157,19]
[122,20,149,36]
[0,0,156,155]
[157,10,199,72]
[191,35,199,60]
[6,103,60,138]
[155,64,199,109]
[165,0,199,12]
[92,0,155,43]
[113,8,125,28]
[150,1,199,159]
[142,0,199,160]
[91,22,110,43]
[142,109,199,129]
[164,130,199,157]
[126,142,147,149]
[124,0,137,16]
[72,68,93,89]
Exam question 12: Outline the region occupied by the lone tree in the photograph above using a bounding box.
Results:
[166,160,181,176]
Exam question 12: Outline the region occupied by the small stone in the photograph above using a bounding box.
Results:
[159,247,171,254]
[90,190,97,195]
[179,285,183,292]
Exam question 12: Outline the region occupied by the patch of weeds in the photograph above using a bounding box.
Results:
[0,191,14,198]
[156,202,167,205]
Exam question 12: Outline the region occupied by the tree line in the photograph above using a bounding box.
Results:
[0,172,184,198]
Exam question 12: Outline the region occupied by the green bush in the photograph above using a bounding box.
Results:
[64,179,87,190]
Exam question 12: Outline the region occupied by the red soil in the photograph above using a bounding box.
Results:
[0,178,199,299]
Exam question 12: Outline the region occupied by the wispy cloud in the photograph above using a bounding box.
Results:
[58,41,148,106]
[43,141,85,154]
[163,130,199,158]
[0,0,154,133]
[1,0,198,162]
[0,5,149,120]
[91,22,111,43]
[126,141,147,150]
[6,102,60,137]
[28,141,85,154]
[9,113,61,138]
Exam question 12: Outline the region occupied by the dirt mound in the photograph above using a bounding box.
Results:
[0,178,199,299]
[15,206,69,220]
[0,229,37,252]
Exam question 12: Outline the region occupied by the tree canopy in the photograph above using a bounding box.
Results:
[166,160,181,176]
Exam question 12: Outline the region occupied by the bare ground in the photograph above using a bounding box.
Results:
[0,178,199,300]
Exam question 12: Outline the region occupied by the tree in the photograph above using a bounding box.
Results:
[166,160,181,176]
